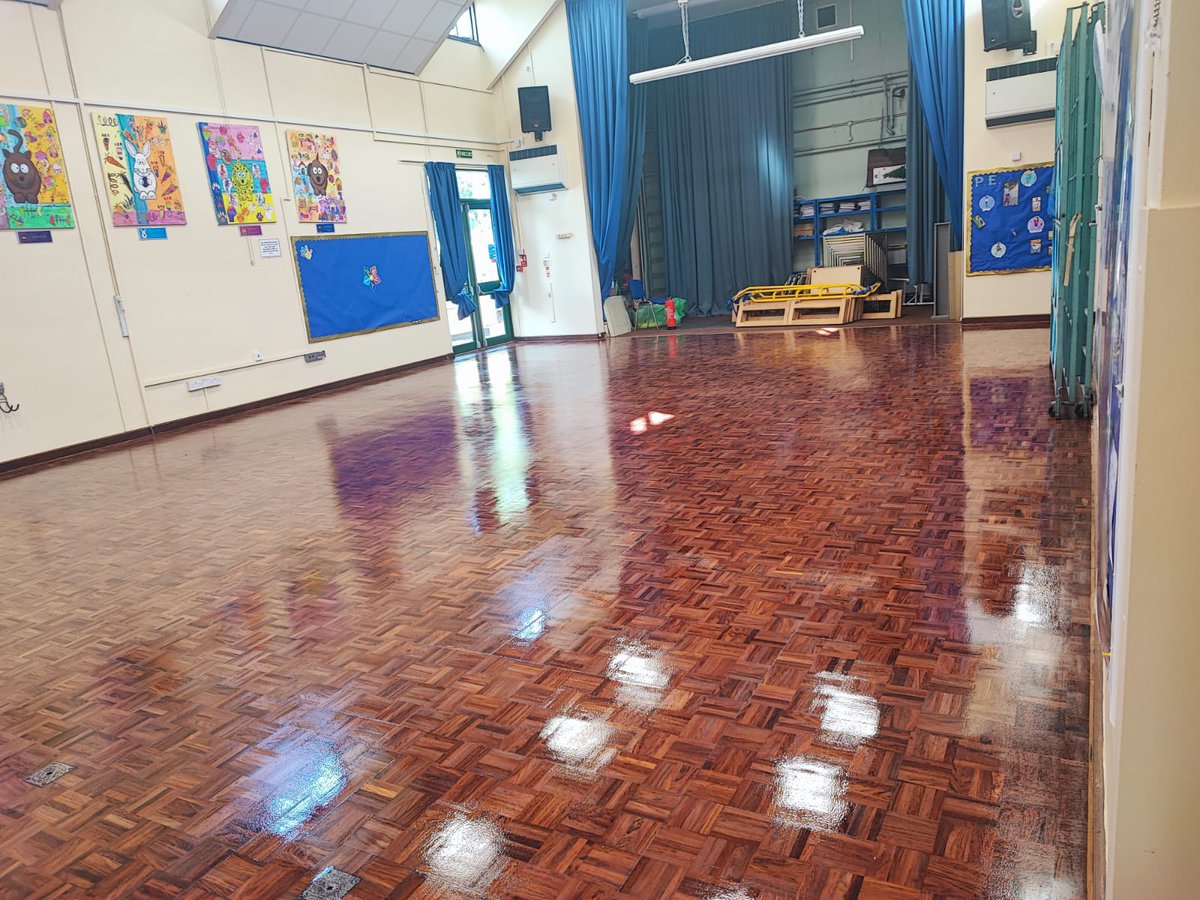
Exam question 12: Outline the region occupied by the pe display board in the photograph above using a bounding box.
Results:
[967,163,1055,276]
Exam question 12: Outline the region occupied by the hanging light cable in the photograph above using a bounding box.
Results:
[630,0,862,85]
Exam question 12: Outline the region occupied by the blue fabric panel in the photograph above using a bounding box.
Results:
[425,161,477,319]
[902,0,964,248]
[294,233,439,341]
[487,165,516,308]
[565,0,629,298]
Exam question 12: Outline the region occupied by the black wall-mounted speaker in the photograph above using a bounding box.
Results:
[982,0,1037,54]
[518,86,552,142]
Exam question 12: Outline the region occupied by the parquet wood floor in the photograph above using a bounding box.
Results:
[0,326,1091,899]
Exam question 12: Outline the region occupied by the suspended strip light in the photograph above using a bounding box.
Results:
[630,0,865,85]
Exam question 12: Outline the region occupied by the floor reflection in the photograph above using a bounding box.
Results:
[607,637,671,712]
[811,673,880,748]
[266,750,347,835]
[540,709,617,780]
[422,808,508,895]
[771,756,849,832]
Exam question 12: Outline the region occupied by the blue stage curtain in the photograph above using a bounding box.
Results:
[425,162,477,319]
[487,165,516,308]
[906,57,949,285]
[646,3,795,315]
[902,0,964,248]
[616,16,649,275]
[565,0,629,298]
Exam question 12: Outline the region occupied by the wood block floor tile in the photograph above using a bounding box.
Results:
[0,328,1091,897]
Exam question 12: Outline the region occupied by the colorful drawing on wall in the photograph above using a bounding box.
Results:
[286,131,346,223]
[92,112,186,227]
[0,104,74,230]
[196,121,276,225]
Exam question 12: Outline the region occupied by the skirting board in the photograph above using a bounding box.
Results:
[962,314,1051,330]
[515,333,606,343]
[0,353,453,479]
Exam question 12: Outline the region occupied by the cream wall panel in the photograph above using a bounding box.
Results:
[495,6,601,337]
[0,4,51,97]
[262,50,372,130]
[211,39,275,121]
[365,73,428,137]
[59,0,224,113]
[422,83,498,143]
[961,0,1071,319]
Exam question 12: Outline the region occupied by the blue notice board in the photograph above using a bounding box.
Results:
[292,232,440,342]
[967,163,1055,276]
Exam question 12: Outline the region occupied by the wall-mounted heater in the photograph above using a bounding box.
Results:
[510,145,565,195]
[985,57,1058,127]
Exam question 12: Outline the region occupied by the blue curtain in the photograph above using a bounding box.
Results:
[425,162,476,319]
[565,0,629,298]
[902,0,964,248]
[647,3,795,315]
[906,58,949,285]
[615,17,649,275]
[487,165,516,308]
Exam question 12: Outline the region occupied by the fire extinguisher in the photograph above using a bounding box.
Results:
[665,298,677,329]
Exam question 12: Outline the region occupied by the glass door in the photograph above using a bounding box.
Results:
[446,170,514,353]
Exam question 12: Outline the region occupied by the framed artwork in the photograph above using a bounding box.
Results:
[287,131,346,223]
[196,121,276,225]
[93,112,186,227]
[1,103,74,230]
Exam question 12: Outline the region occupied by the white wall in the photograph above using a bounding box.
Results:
[0,0,567,465]
[961,0,1071,319]
[492,3,603,338]
[1102,0,1200,894]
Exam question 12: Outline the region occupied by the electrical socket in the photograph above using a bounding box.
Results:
[0,382,5,395]
[186,375,222,392]
[304,350,327,363]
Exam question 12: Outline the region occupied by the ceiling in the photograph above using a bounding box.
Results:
[209,0,470,75]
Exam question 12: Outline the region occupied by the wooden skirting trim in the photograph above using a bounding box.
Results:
[515,333,605,343]
[962,314,1051,330]
[0,353,453,480]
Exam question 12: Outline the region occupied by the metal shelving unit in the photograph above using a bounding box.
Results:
[793,188,907,269]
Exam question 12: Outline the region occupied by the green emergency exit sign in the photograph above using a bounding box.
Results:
[456,149,473,159]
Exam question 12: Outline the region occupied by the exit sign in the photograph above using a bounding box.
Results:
[456,149,473,159]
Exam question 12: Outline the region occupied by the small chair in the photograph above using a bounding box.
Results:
[630,279,658,330]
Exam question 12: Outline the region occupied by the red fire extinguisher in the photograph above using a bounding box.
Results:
[665,298,677,329]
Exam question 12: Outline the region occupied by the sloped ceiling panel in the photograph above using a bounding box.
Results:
[210,0,469,74]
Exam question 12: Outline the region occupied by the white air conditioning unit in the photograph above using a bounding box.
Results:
[985,57,1058,128]
[510,145,565,195]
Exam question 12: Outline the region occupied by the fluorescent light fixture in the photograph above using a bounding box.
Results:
[630,26,865,84]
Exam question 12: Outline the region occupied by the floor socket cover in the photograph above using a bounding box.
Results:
[26,763,74,786]
[299,866,360,898]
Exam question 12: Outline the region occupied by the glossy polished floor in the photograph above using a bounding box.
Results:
[0,325,1091,899]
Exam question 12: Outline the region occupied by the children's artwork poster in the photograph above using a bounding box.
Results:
[287,131,346,223]
[196,121,276,226]
[0,104,74,230]
[92,112,186,227]
[967,163,1055,276]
